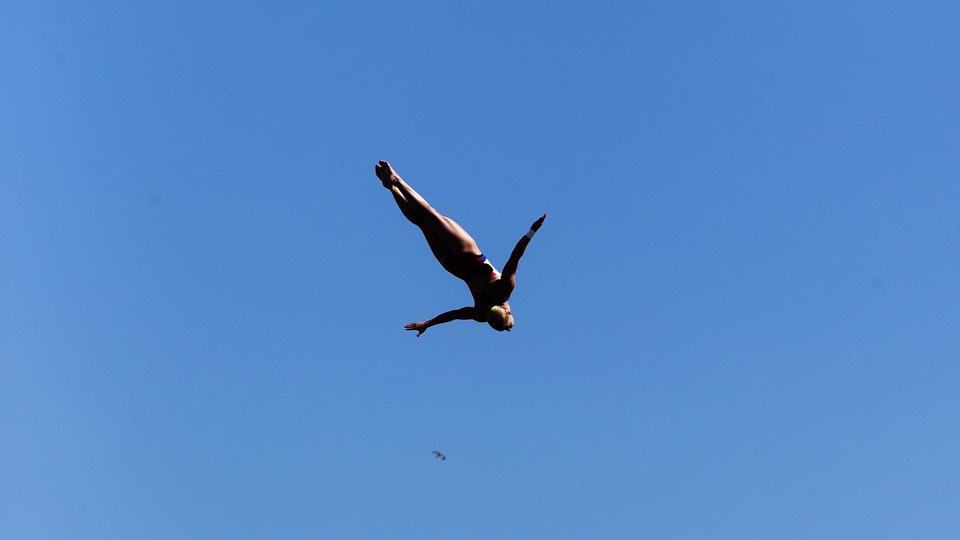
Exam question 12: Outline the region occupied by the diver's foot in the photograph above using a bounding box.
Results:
[375,160,399,188]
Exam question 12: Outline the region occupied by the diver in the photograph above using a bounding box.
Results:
[374,160,546,335]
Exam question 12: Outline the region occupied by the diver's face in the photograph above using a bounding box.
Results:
[505,315,515,331]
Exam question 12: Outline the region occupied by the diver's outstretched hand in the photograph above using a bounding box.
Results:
[404,321,428,337]
[530,213,547,232]
[375,160,399,188]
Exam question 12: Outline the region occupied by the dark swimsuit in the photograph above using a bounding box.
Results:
[447,253,497,282]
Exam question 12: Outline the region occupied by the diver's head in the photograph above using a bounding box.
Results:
[487,305,514,332]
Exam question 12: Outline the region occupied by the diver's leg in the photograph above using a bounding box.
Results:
[389,186,421,226]
[376,161,480,254]
[385,183,457,272]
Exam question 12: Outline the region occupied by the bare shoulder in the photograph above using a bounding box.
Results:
[488,278,514,301]
[468,278,511,314]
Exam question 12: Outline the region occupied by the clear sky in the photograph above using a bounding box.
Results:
[3,1,959,538]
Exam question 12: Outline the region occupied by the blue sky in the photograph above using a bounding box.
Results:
[2,1,959,538]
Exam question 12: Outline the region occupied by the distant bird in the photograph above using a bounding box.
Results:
[432,450,447,461]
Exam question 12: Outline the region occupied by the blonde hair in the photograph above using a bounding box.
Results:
[487,305,509,331]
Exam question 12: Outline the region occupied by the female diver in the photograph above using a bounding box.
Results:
[374,160,546,336]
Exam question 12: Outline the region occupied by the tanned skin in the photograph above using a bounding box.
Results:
[374,160,546,336]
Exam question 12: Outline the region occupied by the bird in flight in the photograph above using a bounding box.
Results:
[432,450,447,461]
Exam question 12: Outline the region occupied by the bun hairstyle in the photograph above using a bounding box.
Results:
[487,305,509,331]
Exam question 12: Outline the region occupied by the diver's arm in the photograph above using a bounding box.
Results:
[404,307,477,336]
[499,213,547,288]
